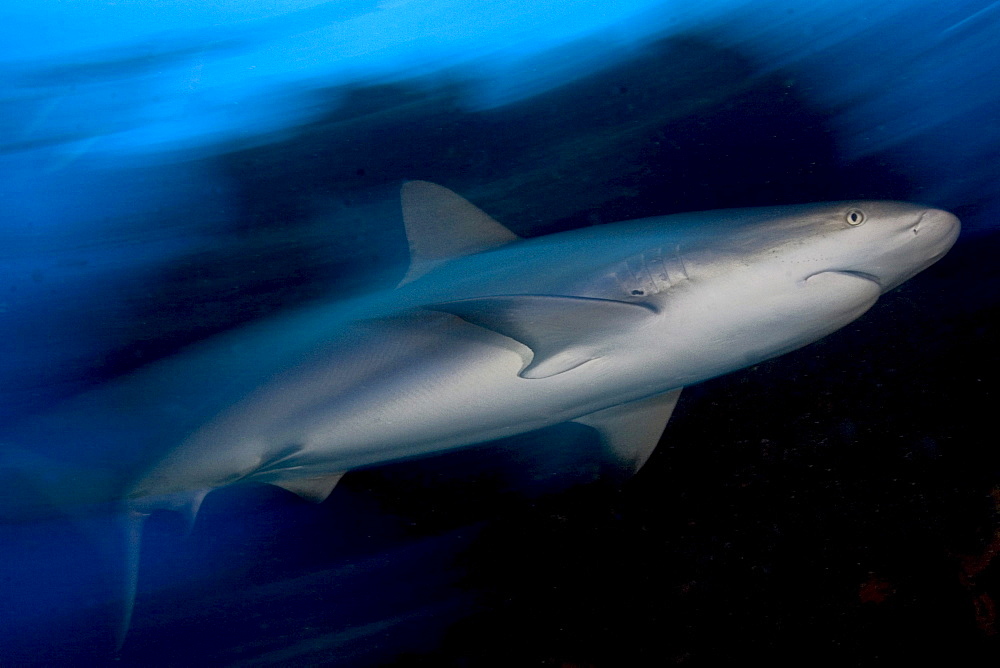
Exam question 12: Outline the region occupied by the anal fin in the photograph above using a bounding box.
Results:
[573,388,683,472]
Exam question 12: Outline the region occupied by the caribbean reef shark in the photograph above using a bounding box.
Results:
[0,181,959,644]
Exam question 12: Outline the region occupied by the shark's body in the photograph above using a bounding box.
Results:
[0,182,959,642]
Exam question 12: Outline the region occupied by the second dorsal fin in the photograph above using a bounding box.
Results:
[398,181,520,286]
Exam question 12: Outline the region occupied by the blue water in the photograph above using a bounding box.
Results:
[1,1,998,664]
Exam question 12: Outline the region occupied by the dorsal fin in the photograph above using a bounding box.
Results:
[398,181,520,286]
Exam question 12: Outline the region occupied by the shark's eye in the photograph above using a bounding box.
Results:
[846,209,866,226]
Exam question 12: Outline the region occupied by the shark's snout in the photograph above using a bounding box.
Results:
[873,207,960,291]
[907,208,961,272]
[921,208,961,250]
[897,207,959,244]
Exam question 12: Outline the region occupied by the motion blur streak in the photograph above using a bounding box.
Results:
[0,1,995,665]
[2,0,994,408]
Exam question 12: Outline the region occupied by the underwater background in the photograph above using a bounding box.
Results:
[1,0,998,664]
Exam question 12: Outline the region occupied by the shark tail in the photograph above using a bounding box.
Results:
[115,508,150,652]
[113,490,209,650]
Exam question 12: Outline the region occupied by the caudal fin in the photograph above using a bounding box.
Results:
[114,508,149,651]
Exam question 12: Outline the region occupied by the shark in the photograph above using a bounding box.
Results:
[0,181,960,645]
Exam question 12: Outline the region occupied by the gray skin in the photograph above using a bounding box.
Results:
[0,185,959,521]
[114,187,958,516]
[0,183,958,644]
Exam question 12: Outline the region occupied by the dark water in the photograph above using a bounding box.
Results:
[2,1,999,665]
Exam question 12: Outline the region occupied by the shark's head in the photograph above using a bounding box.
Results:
[579,200,961,382]
[757,201,960,293]
[564,200,960,311]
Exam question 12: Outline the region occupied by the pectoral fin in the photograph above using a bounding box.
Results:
[430,295,657,379]
[574,388,683,472]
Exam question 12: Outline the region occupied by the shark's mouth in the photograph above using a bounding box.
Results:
[806,269,882,288]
